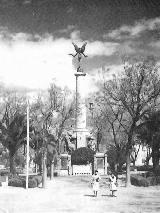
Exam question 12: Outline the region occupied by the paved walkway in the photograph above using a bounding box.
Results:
[0,176,160,213]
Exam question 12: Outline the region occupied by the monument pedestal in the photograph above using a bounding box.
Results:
[74,72,90,149]
[74,128,90,149]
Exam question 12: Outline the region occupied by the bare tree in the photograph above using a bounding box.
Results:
[30,83,75,185]
[102,56,160,186]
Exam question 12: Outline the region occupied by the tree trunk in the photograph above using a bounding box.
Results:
[126,151,131,187]
[126,129,134,187]
[152,138,159,171]
[115,163,118,180]
[133,160,136,169]
[9,151,16,174]
[35,163,38,173]
[42,153,47,188]
[50,161,54,180]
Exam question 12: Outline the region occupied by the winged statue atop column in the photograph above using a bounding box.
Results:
[69,42,88,62]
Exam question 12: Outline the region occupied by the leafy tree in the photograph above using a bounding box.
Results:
[0,88,35,174]
[0,107,27,174]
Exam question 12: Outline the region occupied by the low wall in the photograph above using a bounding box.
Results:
[0,176,8,187]
[58,170,69,176]
[72,164,92,175]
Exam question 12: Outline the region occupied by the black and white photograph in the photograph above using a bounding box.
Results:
[0,0,160,212]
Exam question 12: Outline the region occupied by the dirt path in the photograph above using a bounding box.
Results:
[0,176,160,213]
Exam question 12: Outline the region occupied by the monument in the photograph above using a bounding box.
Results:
[56,42,108,176]
[70,42,91,149]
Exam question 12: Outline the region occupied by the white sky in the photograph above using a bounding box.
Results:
[0,32,118,97]
[0,37,75,89]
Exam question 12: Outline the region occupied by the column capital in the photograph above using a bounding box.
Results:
[74,73,86,77]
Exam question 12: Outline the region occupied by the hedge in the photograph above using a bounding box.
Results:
[8,175,42,188]
[28,178,37,188]
[147,176,157,186]
[8,177,25,187]
[147,176,160,185]
[71,147,95,165]
[131,174,160,186]
[131,175,149,187]
[154,166,160,176]
[33,175,42,186]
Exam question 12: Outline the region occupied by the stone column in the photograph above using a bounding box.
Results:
[50,160,54,180]
[74,72,89,149]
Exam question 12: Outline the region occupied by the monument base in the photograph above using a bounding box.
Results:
[73,128,90,149]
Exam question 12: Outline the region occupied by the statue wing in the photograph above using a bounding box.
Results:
[81,42,87,53]
[72,42,79,52]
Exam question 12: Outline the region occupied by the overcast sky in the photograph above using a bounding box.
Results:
[0,0,160,96]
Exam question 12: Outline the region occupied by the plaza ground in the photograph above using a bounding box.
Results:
[0,176,160,213]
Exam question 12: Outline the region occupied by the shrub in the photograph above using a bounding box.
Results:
[33,175,42,185]
[71,147,95,165]
[146,176,160,185]
[154,166,160,176]
[147,176,157,186]
[0,169,9,176]
[146,171,155,178]
[0,182,2,187]
[155,176,160,184]
[8,177,24,187]
[8,176,39,188]
[28,178,37,188]
[131,175,149,187]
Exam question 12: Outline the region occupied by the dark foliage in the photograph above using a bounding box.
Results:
[8,176,25,187]
[136,111,160,170]
[28,178,37,188]
[33,175,42,185]
[136,165,153,172]
[0,169,9,176]
[131,174,149,187]
[107,145,126,172]
[154,165,160,176]
[147,176,157,185]
[71,147,95,165]
[8,175,41,188]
